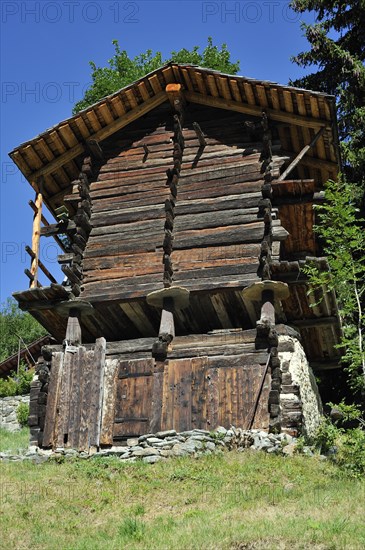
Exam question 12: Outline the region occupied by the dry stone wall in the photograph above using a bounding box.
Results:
[0,395,29,432]
[278,334,322,438]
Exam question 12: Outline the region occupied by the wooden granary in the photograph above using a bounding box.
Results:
[10,64,342,451]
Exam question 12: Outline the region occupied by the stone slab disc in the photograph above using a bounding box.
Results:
[55,300,94,317]
[146,287,190,310]
[242,281,290,302]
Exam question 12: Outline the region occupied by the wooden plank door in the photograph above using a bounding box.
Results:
[113,358,154,439]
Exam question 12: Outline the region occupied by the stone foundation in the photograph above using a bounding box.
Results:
[0,395,30,432]
[278,334,322,438]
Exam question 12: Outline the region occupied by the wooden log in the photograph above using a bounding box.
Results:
[25,246,57,284]
[278,126,327,181]
[61,264,81,285]
[192,122,206,147]
[42,351,64,448]
[89,337,106,448]
[30,191,43,288]
[24,269,42,288]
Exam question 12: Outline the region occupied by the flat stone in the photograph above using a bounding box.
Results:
[127,438,139,447]
[215,426,227,435]
[155,429,177,438]
[189,435,213,442]
[146,437,163,444]
[133,448,160,457]
[160,449,174,457]
[138,433,154,443]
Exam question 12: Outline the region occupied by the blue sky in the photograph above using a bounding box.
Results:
[0,0,316,303]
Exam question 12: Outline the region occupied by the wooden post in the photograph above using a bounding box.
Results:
[65,308,82,346]
[29,190,43,288]
[260,289,276,326]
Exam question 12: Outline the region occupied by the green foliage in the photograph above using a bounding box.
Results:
[313,403,365,477]
[0,297,47,362]
[290,1,365,193]
[303,177,365,391]
[0,365,35,397]
[16,402,30,427]
[73,37,239,113]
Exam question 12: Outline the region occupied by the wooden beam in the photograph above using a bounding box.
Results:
[24,269,41,288]
[281,151,338,173]
[290,316,338,328]
[278,127,327,181]
[25,245,57,284]
[29,199,68,252]
[184,91,331,129]
[29,191,43,288]
[28,91,168,182]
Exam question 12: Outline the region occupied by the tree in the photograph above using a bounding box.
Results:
[305,178,365,393]
[290,1,365,199]
[73,37,240,113]
[290,1,365,396]
[0,298,47,363]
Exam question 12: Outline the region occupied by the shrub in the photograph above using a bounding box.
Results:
[0,365,34,397]
[313,402,365,477]
[16,402,29,427]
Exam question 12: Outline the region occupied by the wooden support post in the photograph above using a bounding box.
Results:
[29,190,43,288]
[147,287,189,361]
[260,289,276,326]
[278,126,327,181]
[159,297,175,340]
[65,308,82,346]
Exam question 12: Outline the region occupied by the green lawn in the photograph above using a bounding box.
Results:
[1,437,364,549]
[0,427,29,454]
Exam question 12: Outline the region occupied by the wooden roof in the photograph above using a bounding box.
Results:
[0,335,51,377]
[9,63,340,216]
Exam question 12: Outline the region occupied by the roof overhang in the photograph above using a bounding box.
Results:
[9,63,340,216]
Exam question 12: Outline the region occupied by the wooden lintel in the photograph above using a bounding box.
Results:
[278,126,327,181]
[28,91,167,182]
[290,316,338,328]
[184,91,331,130]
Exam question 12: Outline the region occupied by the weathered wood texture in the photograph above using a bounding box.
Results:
[80,104,288,305]
[112,351,270,440]
[42,337,106,450]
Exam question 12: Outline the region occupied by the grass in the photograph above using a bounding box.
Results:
[0,427,30,454]
[1,435,364,550]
